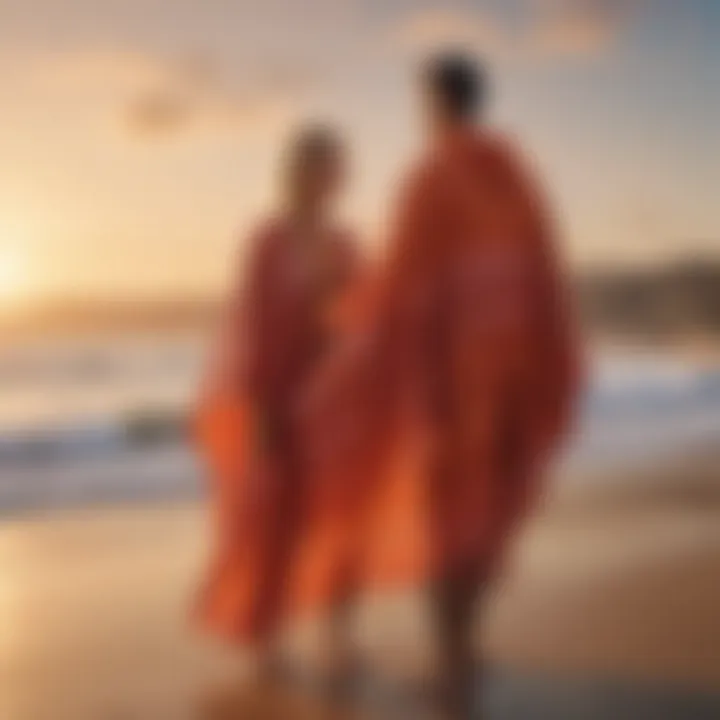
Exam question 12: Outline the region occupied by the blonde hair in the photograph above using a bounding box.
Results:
[284,123,343,204]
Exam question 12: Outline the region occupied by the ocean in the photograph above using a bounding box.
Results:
[1,332,719,514]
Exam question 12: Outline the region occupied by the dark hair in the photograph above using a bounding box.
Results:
[423,52,486,120]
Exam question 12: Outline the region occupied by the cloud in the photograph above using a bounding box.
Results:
[126,55,317,139]
[390,8,505,57]
[528,0,645,57]
[21,46,314,140]
[387,0,645,64]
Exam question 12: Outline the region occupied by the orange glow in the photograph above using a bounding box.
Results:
[0,245,32,309]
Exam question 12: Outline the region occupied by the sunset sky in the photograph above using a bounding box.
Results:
[0,0,718,304]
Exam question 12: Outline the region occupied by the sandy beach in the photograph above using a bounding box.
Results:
[1,450,719,719]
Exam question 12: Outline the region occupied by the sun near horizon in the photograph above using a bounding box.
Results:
[0,245,34,312]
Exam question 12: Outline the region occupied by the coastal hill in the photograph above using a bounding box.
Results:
[579,259,720,341]
[3,258,720,340]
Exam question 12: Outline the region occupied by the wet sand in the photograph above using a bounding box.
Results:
[0,453,719,719]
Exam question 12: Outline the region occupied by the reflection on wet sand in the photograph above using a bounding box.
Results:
[1,452,720,719]
[199,679,370,720]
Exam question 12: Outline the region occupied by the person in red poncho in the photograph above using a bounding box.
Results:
[292,53,582,716]
[194,125,360,675]
[196,53,580,716]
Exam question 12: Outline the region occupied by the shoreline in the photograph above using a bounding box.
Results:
[1,452,719,713]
